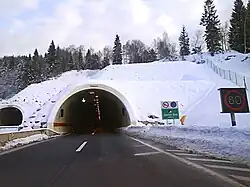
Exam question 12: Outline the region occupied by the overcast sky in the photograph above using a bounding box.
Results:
[0,0,235,56]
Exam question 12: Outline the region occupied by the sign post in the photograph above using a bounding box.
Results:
[230,113,236,127]
[219,88,249,126]
[161,101,179,124]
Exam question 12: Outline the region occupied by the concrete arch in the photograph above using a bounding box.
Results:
[47,83,138,130]
[0,104,24,126]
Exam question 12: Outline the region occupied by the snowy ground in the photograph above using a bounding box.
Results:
[122,125,250,166]
[0,134,49,151]
[0,52,250,164]
[186,51,250,77]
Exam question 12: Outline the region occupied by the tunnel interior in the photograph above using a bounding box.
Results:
[0,107,23,126]
[54,89,130,134]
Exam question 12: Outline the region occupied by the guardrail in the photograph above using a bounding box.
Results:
[206,60,250,90]
[0,128,60,146]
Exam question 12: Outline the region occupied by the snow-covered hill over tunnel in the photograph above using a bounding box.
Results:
[0,60,249,133]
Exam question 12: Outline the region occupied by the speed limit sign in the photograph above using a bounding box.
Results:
[219,88,249,113]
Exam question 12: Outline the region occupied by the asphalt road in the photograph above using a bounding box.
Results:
[0,133,235,187]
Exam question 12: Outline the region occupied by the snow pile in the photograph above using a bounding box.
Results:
[122,125,250,165]
[0,134,49,151]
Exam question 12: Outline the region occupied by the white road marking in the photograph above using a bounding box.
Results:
[134,144,146,147]
[165,149,186,153]
[129,137,247,187]
[187,158,233,164]
[231,175,250,182]
[76,141,88,152]
[175,153,202,157]
[134,151,161,156]
[205,165,250,172]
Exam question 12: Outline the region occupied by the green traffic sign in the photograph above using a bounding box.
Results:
[161,108,179,120]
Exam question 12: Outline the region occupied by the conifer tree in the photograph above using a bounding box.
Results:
[200,0,222,55]
[229,0,246,53]
[112,34,122,64]
[179,26,190,56]
[245,1,250,52]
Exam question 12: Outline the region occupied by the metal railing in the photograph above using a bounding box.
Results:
[206,60,250,90]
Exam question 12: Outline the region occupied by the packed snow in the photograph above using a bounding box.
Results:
[0,134,49,151]
[0,51,250,164]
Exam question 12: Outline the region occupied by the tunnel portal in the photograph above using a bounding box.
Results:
[0,107,23,126]
[54,89,130,134]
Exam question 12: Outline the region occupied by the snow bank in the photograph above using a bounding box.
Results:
[0,134,49,151]
[122,125,250,165]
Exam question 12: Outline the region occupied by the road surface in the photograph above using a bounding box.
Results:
[0,133,239,187]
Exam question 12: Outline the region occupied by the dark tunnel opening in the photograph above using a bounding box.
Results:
[0,107,23,126]
[56,89,130,134]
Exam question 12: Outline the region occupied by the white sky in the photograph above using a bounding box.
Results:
[0,0,235,56]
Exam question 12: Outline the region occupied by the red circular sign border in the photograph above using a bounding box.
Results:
[223,90,246,111]
[162,102,169,108]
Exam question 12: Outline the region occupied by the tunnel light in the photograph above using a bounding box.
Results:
[89,91,95,95]
[82,98,86,103]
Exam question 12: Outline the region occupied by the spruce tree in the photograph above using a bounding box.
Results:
[84,49,92,69]
[32,48,41,82]
[46,40,56,77]
[91,54,101,70]
[68,53,74,70]
[200,0,222,55]
[34,49,39,59]
[112,34,122,64]
[245,1,250,53]
[229,0,246,53]
[179,26,190,56]
[78,49,83,70]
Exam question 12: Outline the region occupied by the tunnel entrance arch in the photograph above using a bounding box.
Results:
[0,105,24,126]
[47,83,138,134]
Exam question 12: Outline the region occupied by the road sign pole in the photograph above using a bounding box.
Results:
[230,113,236,127]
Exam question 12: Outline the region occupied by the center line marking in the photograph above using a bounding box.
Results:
[76,141,87,152]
